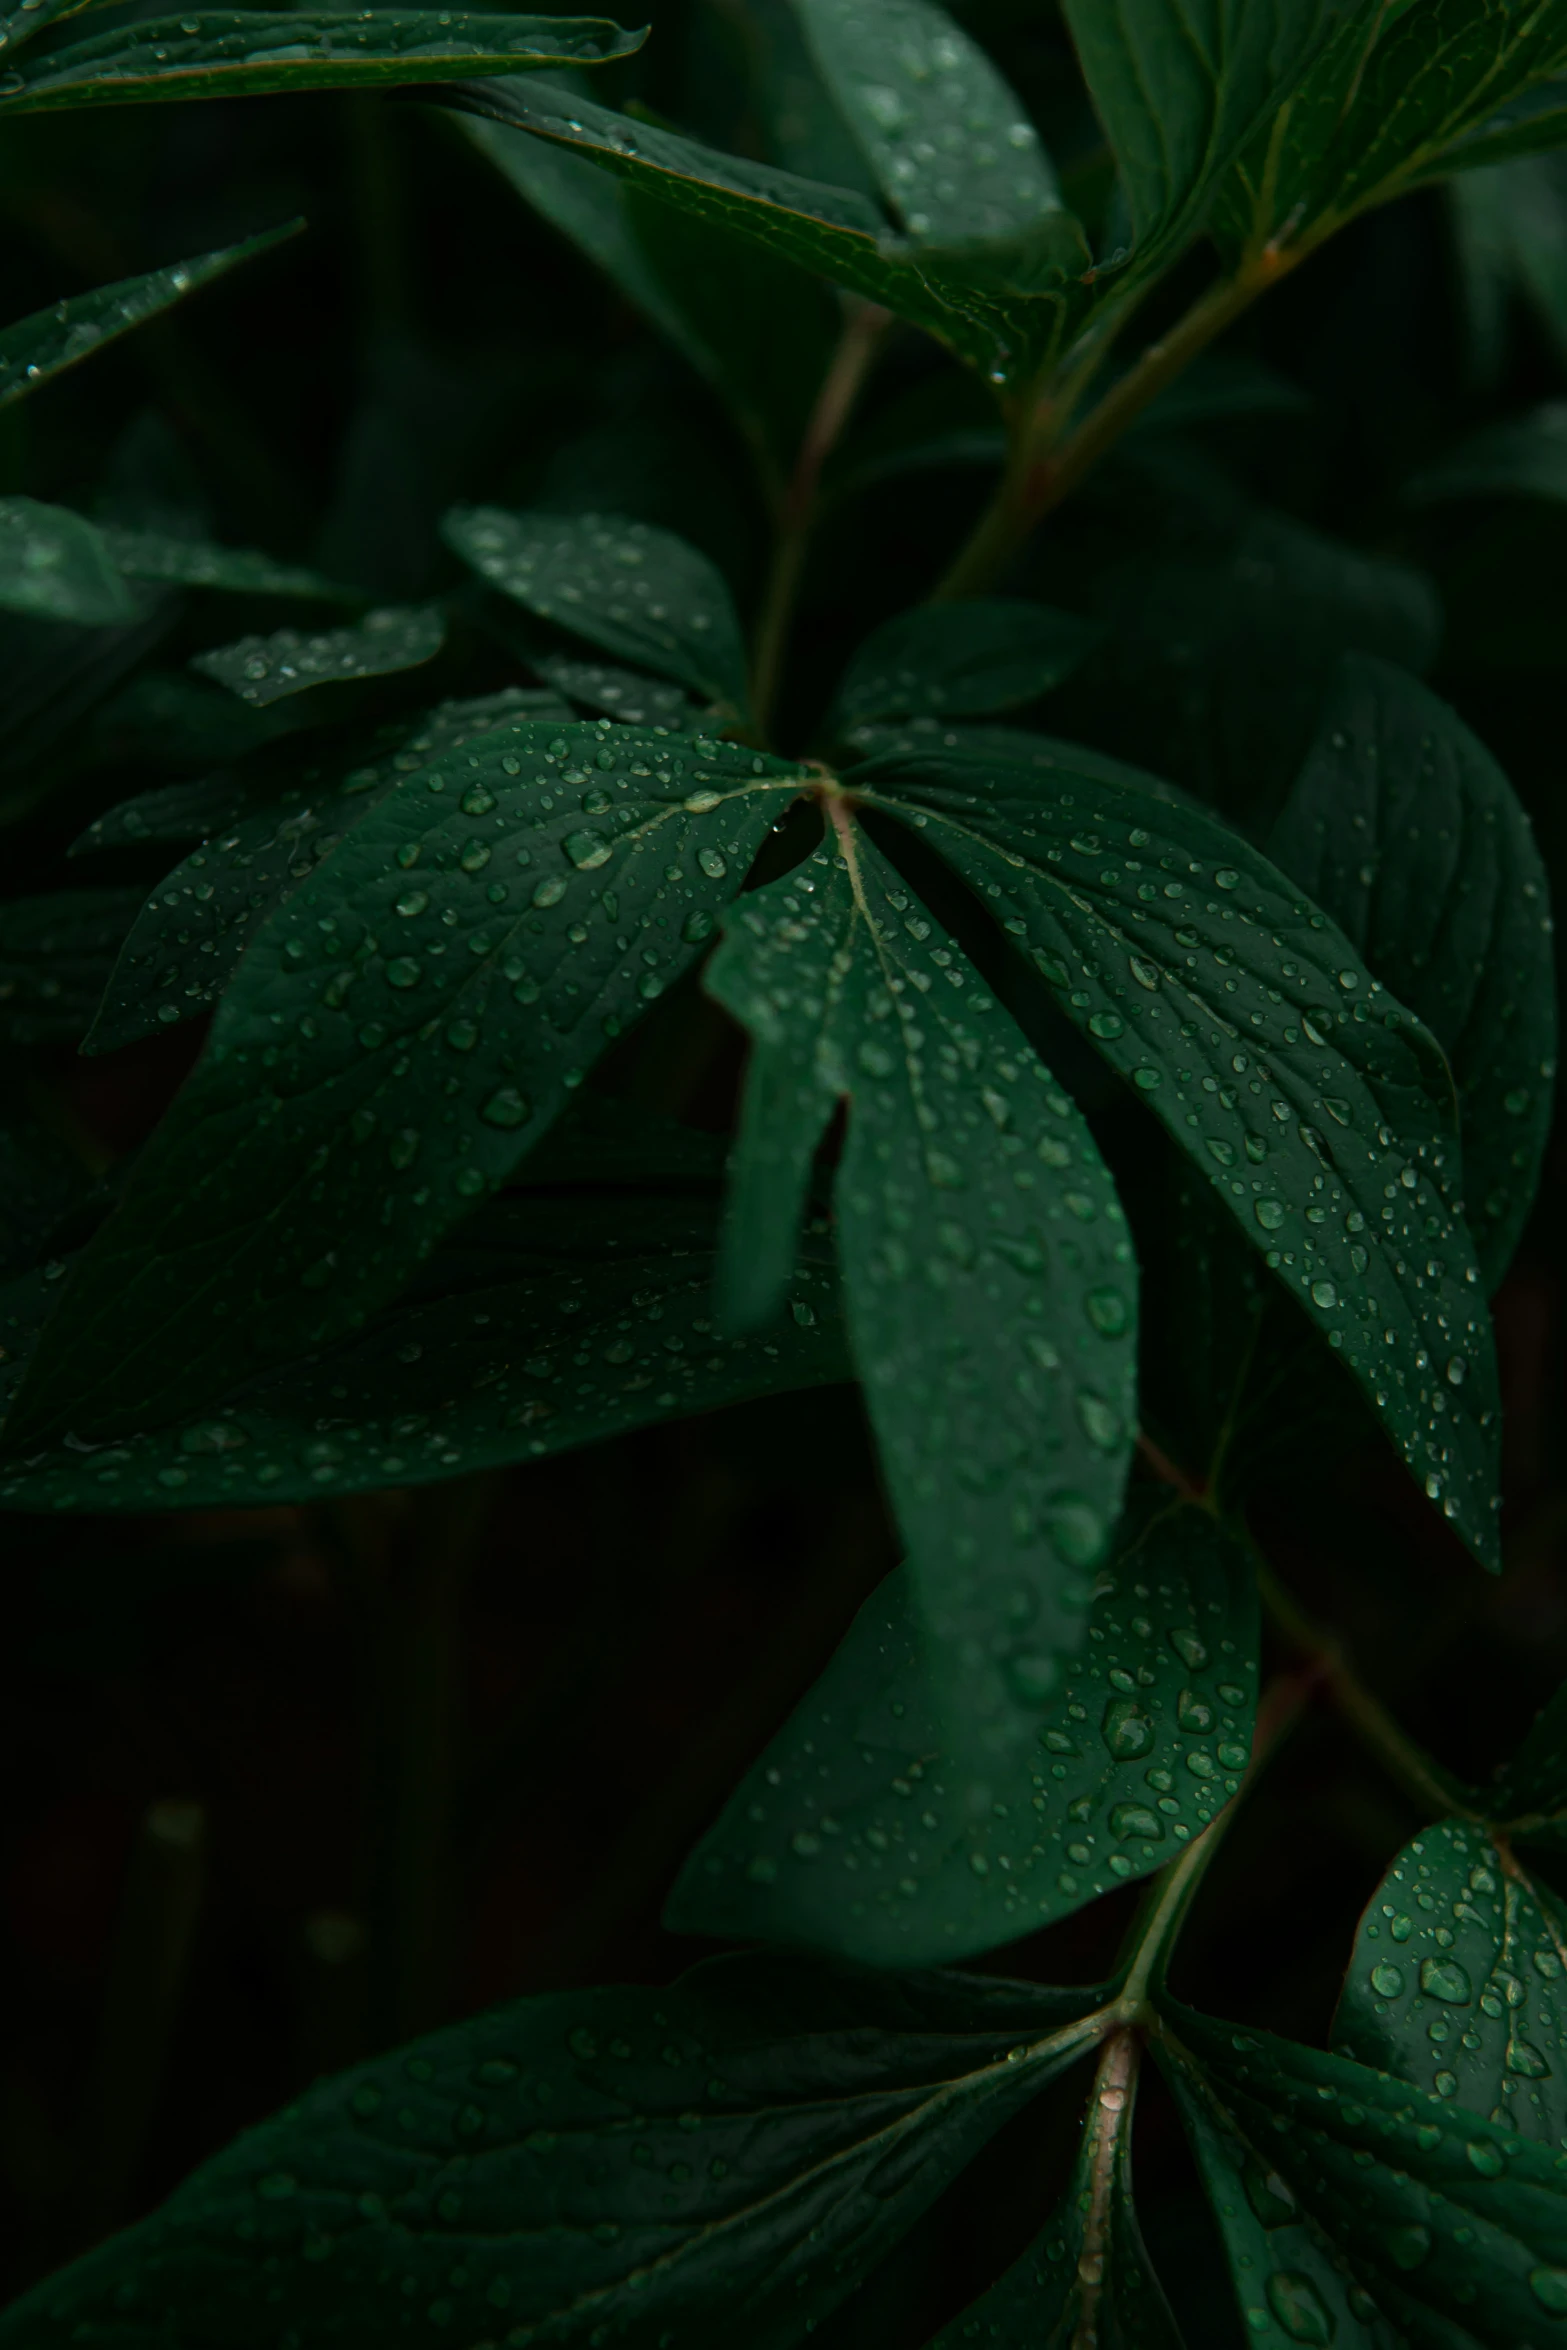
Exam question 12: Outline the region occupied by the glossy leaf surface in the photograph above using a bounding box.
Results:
[194,604,445,704]
[927,2039,1180,2346]
[705,827,1137,1757]
[0,1183,848,1512]
[1269,655,1555,1290]
[828,599,1098,733]
[1164,2004,1567,2345]
[855,730,1503,1569]
[792,0,1063,244]
[3,722,804,1446]
[444,506,749,710]
[1333,1818,1567,2143]
[0,11,645,114]
[84,691,579,1052]
[669,1492,1256,1966]
[0,224,300,409]
[0,1957,1105,2349]
[0,497,137,624]
[444,78,1090,385]
[102,527,353,601]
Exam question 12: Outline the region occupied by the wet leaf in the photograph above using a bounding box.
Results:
[193,603,445,704]
[531,650,710,731]
[1269,655,1556,1289]
[0,1955,1106,2350]
[0,888,143,1045]
[101,527,354,601]
[0,496,138,625]
[853,726,1503,1570]
[0,10,645,114]
[1162,2003,1567,2347]
[704,826,1137,1756]
[0,1183,848,1511]
[926,2037,1182,2345]
[792,0,1065,245]
[442,77,1091,386]
[828,599,1099,733]
[443,507,748,711]
[669,1492,1255,1967]
[2,722,805,1446]
[83,689,573,1052]
[1333,1818,1567,2144]
[0,224,301,408]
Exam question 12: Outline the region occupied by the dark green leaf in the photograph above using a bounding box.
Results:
[462,109,838,488]
[0,606,175,823]
[1131,351,1312,436]
[3,722,805,1446]
[0,497,138,625]
[792,0,1065,244]
[0,1102,96,1281]
[1490,1684,1567,1843]
[443,506,749,711]
[1333,1818,1567,2142]
[193,603,445,704]
[443,77,1091,386]
[1163,2002,1567,2345]
[1449,158,1567,384]
[0,224,301,409]
[1269,655,1555,1289]
[533,650,709,730]
[1407,401,1567,507]
[926,2038,1181,2346]
[84,688,568,1051]
[669,1491,1255,1966]
[0,11,646,115]
[0,888,142,1045]
[853,728,1503,1569]
[704,826,1137,1754]
[828,599,1099,732]
[101,526,355,601]
[0,1954,1106,2349]
[1445,72,1567,172]
[0,1182,848,1512]
[1060,0,1354,266]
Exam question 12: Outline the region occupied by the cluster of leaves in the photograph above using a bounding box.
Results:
[2,0,1567,2340]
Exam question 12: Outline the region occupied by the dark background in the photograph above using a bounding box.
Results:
[2,2,1564,2336]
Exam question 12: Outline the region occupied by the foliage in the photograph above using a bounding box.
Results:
[0,0,1564,2342]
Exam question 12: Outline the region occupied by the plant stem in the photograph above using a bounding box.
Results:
[931,245,1308,603]
[1069,2029,1140,2350]
[748,300,889,741]
[1116,1668,1312,2015]
[1255,1557,1477,1821]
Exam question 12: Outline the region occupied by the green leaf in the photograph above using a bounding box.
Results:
[669,1491,1255,1966]
[83,688,568,1052]
[444,506,749,711]
[0,224,302,410]
[791,0,1064,244]
[0,1954,1105,2349]
[462,109,838,487]
[1333,1818,1567,2142]
[1407,401,1567,507]
[0,1174,849,1512]
[1269,655,1555,1290]
[852,727,1503,1570]
[926,2039,1181,2346]
[0,1102,96,1281]
[1162,2003,1567,2345]
[1060,0,1355,266]
[827,599,1099,732]
[443,78,1091,386]
[703,826,1137,1755]
[1449,158,1567,384]
[1490,1684,1567,1843]
[100,526,355,601]
[532,650,709,731]
[2,722,805,1447]
[1445,72,1567,173]
[0,888,142,1046]
[193,603,445,704]
[0,11,646,115]
[0,497,139,625]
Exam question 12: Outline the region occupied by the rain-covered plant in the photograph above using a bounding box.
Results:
[3,0,1567,2340]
